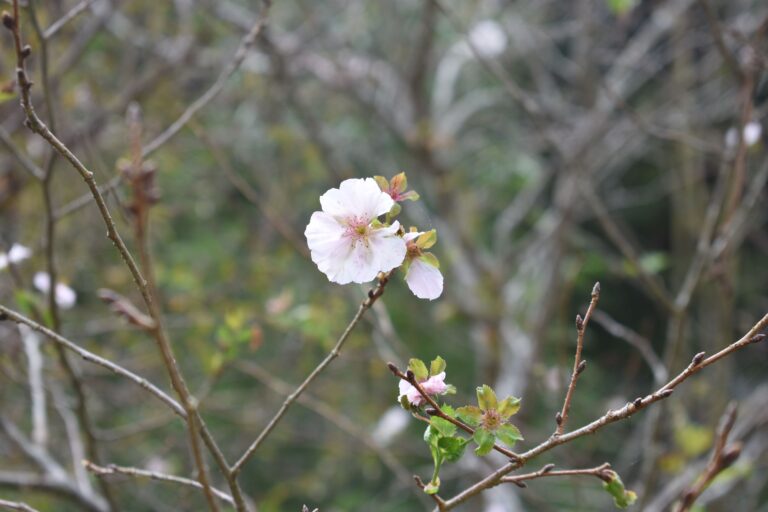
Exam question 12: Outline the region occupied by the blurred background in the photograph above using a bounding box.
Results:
[1,0,767,510]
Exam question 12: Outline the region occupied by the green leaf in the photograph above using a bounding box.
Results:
[388,203,402,218]
[455,406,482,427]
[477,385,497,412]
[496,424,524,448]
[430,356,446,376]
[373,175,389,191]
[602,471,638,509]
[420,252,440,269]
[473,427,496,456]
[416,229,437,249]
[438,437,467,462]
[606,0,636,15]
[408,358,429,381]
[430,416,456,437]
[498,396,521,418]
[399,395,412,410]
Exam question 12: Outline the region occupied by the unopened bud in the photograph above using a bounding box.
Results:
[426,408,439,416]
[592,281,601,297]
[21,44,32,58]
[633,397,643,408]
[691,352,706,366]
[575,314,584,331]
[576,360,587,375]
[555,412,563,425]
[512,480,527,488]
[405,370,415,382]
[659,389,674,398]
[542,463,555,473]
[386,362,399,375]
[720,443,742,469]
[2,11,15,30]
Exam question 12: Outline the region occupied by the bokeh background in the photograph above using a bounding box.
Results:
[1,0,767,510]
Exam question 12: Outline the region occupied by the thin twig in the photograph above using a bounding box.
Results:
[674,403,741,512]
[231,273,391,475]
[0,498,41,512]
[83,461,235,506]
[434,312,768,510]
[141,4,270,158]
[0,305,185,417]
[386,364,521,461]
[44,0,94,39]
[555,282,600,435]
[500,462,613,486]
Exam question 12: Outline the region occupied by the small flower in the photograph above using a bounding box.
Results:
[398,356,454,407]
[0,243,32,270]
[33,272,77,309]
[403,230,443,300]
[305,178,407,284]
[467,20,507,58]
[457,385,523,455]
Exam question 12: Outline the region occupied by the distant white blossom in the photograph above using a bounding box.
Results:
[0,244,32,270]
[305,178,406,284]
[33,272,77,309]
[467,20,507,58]
[725,121,762,148]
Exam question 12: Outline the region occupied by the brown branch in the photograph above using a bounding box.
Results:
[435,311,768,511]
[500,462,612,486]
[231,273,391,476]
[83,461,235,507]
[555,282,600,435]
[386,364,521,461]
[674,403,741,512]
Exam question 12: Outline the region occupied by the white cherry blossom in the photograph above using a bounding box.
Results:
[33,272,77,309]
[0,244,32,270]
[305,178,406,284]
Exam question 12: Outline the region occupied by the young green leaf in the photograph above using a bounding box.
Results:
[430,356,446,376]
[416,229,437,249]
[477,385,498,412]
[498,396,522,418]
[430,416,457,437]
[496,424,524,447]
[602,471,638,509]
[438,437,468,462]
[473,427,496,456]
[408,358,429,381]
[456,406,482,427]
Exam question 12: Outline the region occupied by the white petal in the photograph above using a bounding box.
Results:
[744,122,762,147]
[368,222,407,274]
[0,255,7,270]
[33,272,51,294]
[320,178,394,220]
[398,379,412,400]
[406,259,444,300]
[55,283,77,309]
[8,244,32,263]
[403,231,423,243]
[305,211,355,282]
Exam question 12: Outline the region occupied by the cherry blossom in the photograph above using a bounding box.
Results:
[0,244,32,270]
[305,178,406,284]
[403,231,443,300]
[33,272,77,309]
[398,372,449,407]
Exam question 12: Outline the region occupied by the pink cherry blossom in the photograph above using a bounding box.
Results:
[398,372,448,406]
[305,178,406,284]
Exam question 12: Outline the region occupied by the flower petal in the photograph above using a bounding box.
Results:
[405,258,443,300]
[367,221,407,274]
[320,178,394,220]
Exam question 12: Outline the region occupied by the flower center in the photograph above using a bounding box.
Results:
[343,216,371,246]
[406,241,422,259]
[482,409,502,431]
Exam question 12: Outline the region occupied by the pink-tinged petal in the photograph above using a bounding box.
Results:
[403,231,423,243]
[421,372,447,395]
[331,241,380,284]
[367,221,407,274]
[305,212,353,280]
[407,387,424,406]
[405,259,443,300]
[398,379,412,399]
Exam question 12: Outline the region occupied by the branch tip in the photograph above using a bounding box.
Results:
[592,281,601,297]
[386,362,400,375]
